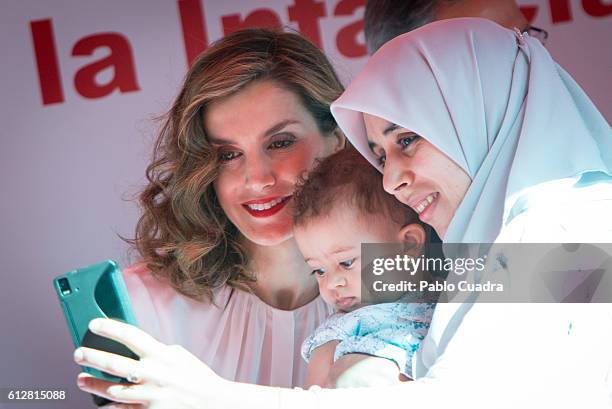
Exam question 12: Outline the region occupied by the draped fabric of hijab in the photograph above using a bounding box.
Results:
[331,18,612,243]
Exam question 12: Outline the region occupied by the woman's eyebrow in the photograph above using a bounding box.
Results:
[207,119,300,145]
[382,123,400,136]
[207,135,231,145]
[264,119,300,137]
[368,141,379,153]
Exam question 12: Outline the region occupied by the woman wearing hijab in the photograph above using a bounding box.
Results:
[329,17,612,407]
[332,18,611,244]
[73,18,612,408]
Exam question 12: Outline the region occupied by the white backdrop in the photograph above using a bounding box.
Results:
[0,1,610,407]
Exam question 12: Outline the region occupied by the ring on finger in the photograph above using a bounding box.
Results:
[126,371,142,384]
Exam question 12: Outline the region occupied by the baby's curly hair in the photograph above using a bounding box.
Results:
[293,146,420,227]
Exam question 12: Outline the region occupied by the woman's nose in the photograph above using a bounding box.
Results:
[245,155,275,192]
[382,154,414,195]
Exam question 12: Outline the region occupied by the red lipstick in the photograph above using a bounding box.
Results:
[242,196,291,218]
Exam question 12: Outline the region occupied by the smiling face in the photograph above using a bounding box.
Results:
[294,201,409,312]
[207,80,341,246]
[363,113,471,239]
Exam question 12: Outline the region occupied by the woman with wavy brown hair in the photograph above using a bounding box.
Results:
[74,27,344,397]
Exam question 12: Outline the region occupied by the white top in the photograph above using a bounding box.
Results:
[416,179,612,401]
[122,263,332,387]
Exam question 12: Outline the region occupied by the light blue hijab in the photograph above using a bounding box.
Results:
[331,18,612,243]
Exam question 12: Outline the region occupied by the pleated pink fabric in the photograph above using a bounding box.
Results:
[122,263,331,387]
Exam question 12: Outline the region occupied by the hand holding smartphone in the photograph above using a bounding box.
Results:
[54,260,139,405]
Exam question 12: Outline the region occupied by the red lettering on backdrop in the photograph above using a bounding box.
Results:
[334,0,366,58]
[30,19,65,105]
[72,34,140,99]
[222,9,282,36]
[582,0,612,17]
[178,0,209,67]
[519,6,539,23]
[288,0,327,48]
[549,0,572,23]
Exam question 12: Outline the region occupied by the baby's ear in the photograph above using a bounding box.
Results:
[398,223,426,255]
[398,223,427,248]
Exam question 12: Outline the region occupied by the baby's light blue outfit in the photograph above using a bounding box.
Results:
[301,302,435,378]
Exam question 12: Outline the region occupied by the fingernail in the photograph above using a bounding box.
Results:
[89,319,101,331]
[74,348,84,361]
[77,376,86,387]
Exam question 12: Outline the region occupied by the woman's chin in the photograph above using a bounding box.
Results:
[242,228,294,247]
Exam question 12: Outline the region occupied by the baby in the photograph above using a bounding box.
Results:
[292,147,435,388]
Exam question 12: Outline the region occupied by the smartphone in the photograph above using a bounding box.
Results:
[54,260,139,384]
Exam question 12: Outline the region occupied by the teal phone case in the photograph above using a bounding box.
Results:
[54,260,139,383]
